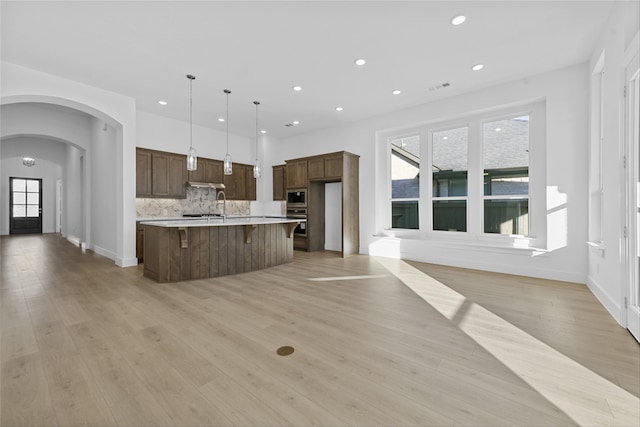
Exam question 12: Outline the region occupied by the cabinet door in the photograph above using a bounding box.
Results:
[187,159,205,182]
[272,165,285,200]
[324,154,343,178]
[223,164,247,200]
[136,148,152,196]
[168,154,187,198]
[286,160,307,188]
[205,160,224,184]
[151,152,170,196]
[307,157,324,180]
[246,166,256,201]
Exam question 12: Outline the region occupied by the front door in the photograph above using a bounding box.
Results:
[9,177,43,234]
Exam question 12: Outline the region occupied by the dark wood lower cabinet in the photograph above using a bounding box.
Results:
[143,223,295,283]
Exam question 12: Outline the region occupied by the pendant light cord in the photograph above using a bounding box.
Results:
[255,101,259,153]
[189,77,193,149]
[225,90,230,153]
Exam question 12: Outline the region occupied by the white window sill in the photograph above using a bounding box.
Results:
[586,241,605,257]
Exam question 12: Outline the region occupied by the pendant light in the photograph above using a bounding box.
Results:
[253,101,261,178]
[223,89,232,175]
[186,74,197,171]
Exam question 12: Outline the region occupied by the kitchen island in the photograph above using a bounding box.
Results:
[140,217,302,283]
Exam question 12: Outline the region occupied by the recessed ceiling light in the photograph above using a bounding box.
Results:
[472,64,484,71]
[218,117,225,122]
[335,107,343,112]
[354,58,366,66]
[261,130,267,134]
[392,89,401,95]
[443,136,449,140]
[158,100,168,106]
[292,85,302,92]
[451,15,466,25]
[292,120,300,125]
[495,127,502,132]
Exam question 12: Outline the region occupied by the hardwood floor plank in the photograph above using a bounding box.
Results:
[1,354,58,426]
[1,234,638,427]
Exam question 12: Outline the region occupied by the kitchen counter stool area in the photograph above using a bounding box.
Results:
[142,219,299,283]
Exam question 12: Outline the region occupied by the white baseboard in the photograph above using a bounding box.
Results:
[586,274,623,326]
[92,244,116,262]
[117,256,139,267]
[66,235,81,247]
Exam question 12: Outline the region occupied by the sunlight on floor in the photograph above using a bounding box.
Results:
[307,274,390,282]
[375,256,640,427]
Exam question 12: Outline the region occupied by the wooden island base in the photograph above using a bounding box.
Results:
[143,222,295,282]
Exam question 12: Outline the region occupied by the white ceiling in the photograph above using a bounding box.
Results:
[1,1,614,139]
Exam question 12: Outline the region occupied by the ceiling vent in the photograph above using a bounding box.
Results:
[428,82,451,92]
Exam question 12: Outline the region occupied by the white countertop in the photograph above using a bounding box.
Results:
[139,216,304,228]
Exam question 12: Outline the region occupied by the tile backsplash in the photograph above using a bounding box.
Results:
[136,188,250,218]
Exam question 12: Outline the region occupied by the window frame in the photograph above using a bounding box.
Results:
[382,101,546,250]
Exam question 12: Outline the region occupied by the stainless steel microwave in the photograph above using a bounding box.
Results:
[287,189,306,206]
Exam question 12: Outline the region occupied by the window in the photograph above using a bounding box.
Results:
[483,115,530,235]
[432,127,468,232]
[391,135,420,229]
[385,101,543,243]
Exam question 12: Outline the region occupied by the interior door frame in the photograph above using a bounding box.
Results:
[624,33,640,342]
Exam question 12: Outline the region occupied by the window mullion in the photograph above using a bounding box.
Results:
[467,121,483,236]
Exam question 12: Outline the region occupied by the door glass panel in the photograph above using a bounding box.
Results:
[26,205,39,217]
[13,192,26,204]
[13,205,26,217]
[13,179,26,191]
[27,180,39,192]
[26,193,39,205]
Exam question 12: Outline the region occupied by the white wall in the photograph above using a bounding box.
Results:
[1,61,137,267]
[90,118,117,259]
[137,110,252,164]
[0,137,65,234]
[274,63,590,284]
[587,0,640,324]
[64,144,83,243]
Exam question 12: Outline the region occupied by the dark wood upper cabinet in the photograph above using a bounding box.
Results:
[188,158,224,185]
[136,148,186,198]
[223,163,249,200]
[168,155,187,198]
[324,154,343,179]
[206,160,224,184]
[272,164,286,200]
[136,148,152,196]
[307,157,324,180]
[286,159,307,189]
[151,152,170,196]
[245,165,256,201]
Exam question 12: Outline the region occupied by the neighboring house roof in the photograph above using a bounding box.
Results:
[390,116,529,172]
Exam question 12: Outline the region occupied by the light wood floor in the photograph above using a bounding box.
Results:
[1,234,638,426]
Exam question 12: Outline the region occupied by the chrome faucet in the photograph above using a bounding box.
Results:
[216,190,227,221]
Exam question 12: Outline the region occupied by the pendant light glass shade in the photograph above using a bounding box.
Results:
[224,153,232,175]
[186,74,197,171]
[187,146,197,171]
[223,89,232,175]
[253,159,261,179]
[253,101,261,178]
